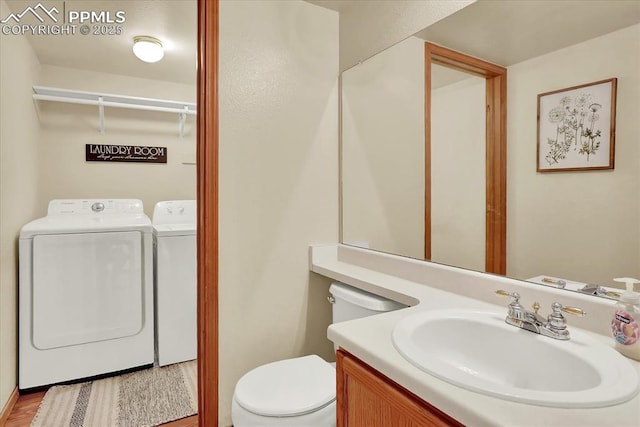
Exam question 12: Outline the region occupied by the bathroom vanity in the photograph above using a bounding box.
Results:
[336,349,462,426]
[312,244,640,427]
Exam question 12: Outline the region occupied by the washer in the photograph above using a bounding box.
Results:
[19,199,154,389]
[153,200,196,366]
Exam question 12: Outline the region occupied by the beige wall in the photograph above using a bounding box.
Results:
[0,0,42,410]
[507,24,640,285]
[341,37,486,270]
[342,36,424,259]
[338,0,474,71]
[219,1,338,425]
[35,65,196,217]
[431,71,485,271]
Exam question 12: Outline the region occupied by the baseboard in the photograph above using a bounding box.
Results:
[0,387,19,427]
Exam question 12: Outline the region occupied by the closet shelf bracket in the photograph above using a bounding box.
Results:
[98,96,105,135]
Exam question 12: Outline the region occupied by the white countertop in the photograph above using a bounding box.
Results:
[311,244,640,426]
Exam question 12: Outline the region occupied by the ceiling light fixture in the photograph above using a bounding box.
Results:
[132,36,164,63]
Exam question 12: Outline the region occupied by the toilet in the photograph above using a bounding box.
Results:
[231,282,406,426]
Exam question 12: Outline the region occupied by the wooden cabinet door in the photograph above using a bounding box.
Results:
[336,350,464,427]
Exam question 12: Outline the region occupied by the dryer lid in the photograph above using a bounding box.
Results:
[153,224,196,237]
[234,355,335,417]
[152,200,196,226]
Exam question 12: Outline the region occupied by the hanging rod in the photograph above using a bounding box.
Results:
[32,86,196,137]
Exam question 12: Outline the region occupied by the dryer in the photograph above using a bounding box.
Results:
[153,200,196,366]
[19,199,154,389]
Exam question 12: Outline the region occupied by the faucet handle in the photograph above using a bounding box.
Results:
[546,302,586,338]
[496,290,525,320]
[553,302,586,317]
[495,289,519,302]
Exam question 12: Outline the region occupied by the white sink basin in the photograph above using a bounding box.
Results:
[392,309,639,408]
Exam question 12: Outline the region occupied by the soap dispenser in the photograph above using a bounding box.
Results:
[611,277,640,361]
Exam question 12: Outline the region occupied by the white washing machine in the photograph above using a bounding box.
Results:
[19,199,154,389]
[153,200,197,366]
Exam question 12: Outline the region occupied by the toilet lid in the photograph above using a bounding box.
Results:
[234,355,336,417]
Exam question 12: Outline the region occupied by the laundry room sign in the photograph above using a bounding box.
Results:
[86,144,167,164]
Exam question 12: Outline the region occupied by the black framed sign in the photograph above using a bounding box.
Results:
[86,144,168,164]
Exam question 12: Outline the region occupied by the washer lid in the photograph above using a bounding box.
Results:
[234,355,335,417]
[19,199,152,238]
[20,214,152,238]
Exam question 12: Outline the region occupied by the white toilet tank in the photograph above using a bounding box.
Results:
[329,282,406,324]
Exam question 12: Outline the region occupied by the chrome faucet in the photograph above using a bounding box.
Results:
[495,290,586,340]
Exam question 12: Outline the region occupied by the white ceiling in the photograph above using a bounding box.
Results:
[337,0,640,87]
[5,0,639,87]
[4,0,197,85]
[415,0,640,67]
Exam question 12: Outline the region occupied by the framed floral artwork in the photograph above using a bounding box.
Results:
[537,78,617,172]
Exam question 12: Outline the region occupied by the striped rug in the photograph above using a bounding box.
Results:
[31,361,197,427]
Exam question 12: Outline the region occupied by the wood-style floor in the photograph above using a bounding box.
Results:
[5,390,198,427]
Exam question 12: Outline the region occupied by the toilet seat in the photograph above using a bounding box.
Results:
[234,355,336,417]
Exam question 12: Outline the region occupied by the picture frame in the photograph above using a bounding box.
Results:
[537,78,617,172]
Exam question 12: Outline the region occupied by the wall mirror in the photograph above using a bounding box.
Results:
[341,0,640,294]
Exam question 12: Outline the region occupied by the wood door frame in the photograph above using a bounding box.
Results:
[424,43,507,275]
[197,0,219,425]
